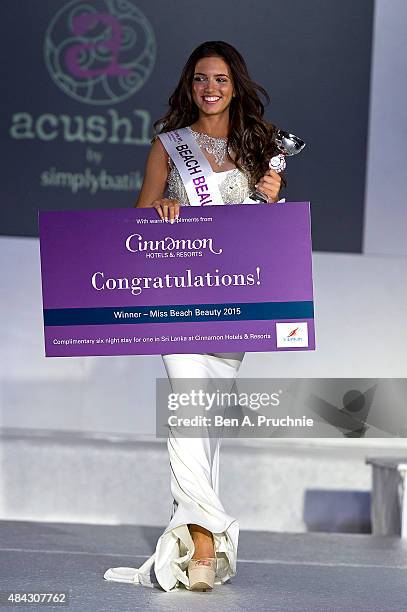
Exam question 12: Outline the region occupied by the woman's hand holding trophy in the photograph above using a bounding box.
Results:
[249,130,306,203]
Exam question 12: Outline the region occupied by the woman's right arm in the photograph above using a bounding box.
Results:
[134,138,180,222]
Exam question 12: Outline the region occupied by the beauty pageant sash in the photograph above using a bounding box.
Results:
[158,128,223,206]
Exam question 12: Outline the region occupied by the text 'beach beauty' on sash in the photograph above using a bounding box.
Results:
[158,128,223,206]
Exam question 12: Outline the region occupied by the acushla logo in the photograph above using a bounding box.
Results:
[44,0,156,105]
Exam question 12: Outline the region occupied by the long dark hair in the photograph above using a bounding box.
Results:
[154,41,283,186]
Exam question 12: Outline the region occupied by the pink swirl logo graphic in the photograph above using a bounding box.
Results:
[44,0,156,105]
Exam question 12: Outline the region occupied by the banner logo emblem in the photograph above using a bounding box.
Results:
[44,0,156,105]
[276,322,309,347]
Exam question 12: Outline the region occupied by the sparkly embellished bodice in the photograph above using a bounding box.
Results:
[166,127,252,206]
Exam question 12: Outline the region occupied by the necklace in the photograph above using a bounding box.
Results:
[187,126,229,167]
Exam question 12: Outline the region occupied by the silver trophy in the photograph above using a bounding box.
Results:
[249,130,306,203]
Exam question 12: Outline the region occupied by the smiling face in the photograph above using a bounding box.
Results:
[191,56,234,118]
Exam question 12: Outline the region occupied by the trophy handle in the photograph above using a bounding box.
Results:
[269,154,286,173]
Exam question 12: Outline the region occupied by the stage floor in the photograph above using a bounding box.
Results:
[1,520,406,611]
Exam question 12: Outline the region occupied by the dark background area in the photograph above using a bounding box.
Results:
[0,0,374,252]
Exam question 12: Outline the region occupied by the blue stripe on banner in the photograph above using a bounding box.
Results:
[44,301,314,326]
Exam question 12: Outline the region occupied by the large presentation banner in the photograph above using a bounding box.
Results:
[39,203,315,357]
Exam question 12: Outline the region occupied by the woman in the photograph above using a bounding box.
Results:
[104,41,282,592]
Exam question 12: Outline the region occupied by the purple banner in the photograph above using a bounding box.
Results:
[39,203,315,357]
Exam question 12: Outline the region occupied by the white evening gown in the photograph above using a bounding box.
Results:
[104,136,254,591]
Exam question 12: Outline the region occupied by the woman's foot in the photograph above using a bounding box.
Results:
[187,557,216,591]
[188,524,216,590]
[188,523,215,558]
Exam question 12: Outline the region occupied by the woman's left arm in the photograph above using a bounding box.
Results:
[255,169,282,203]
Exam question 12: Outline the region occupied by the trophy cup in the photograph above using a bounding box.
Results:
[249,130,306,203]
